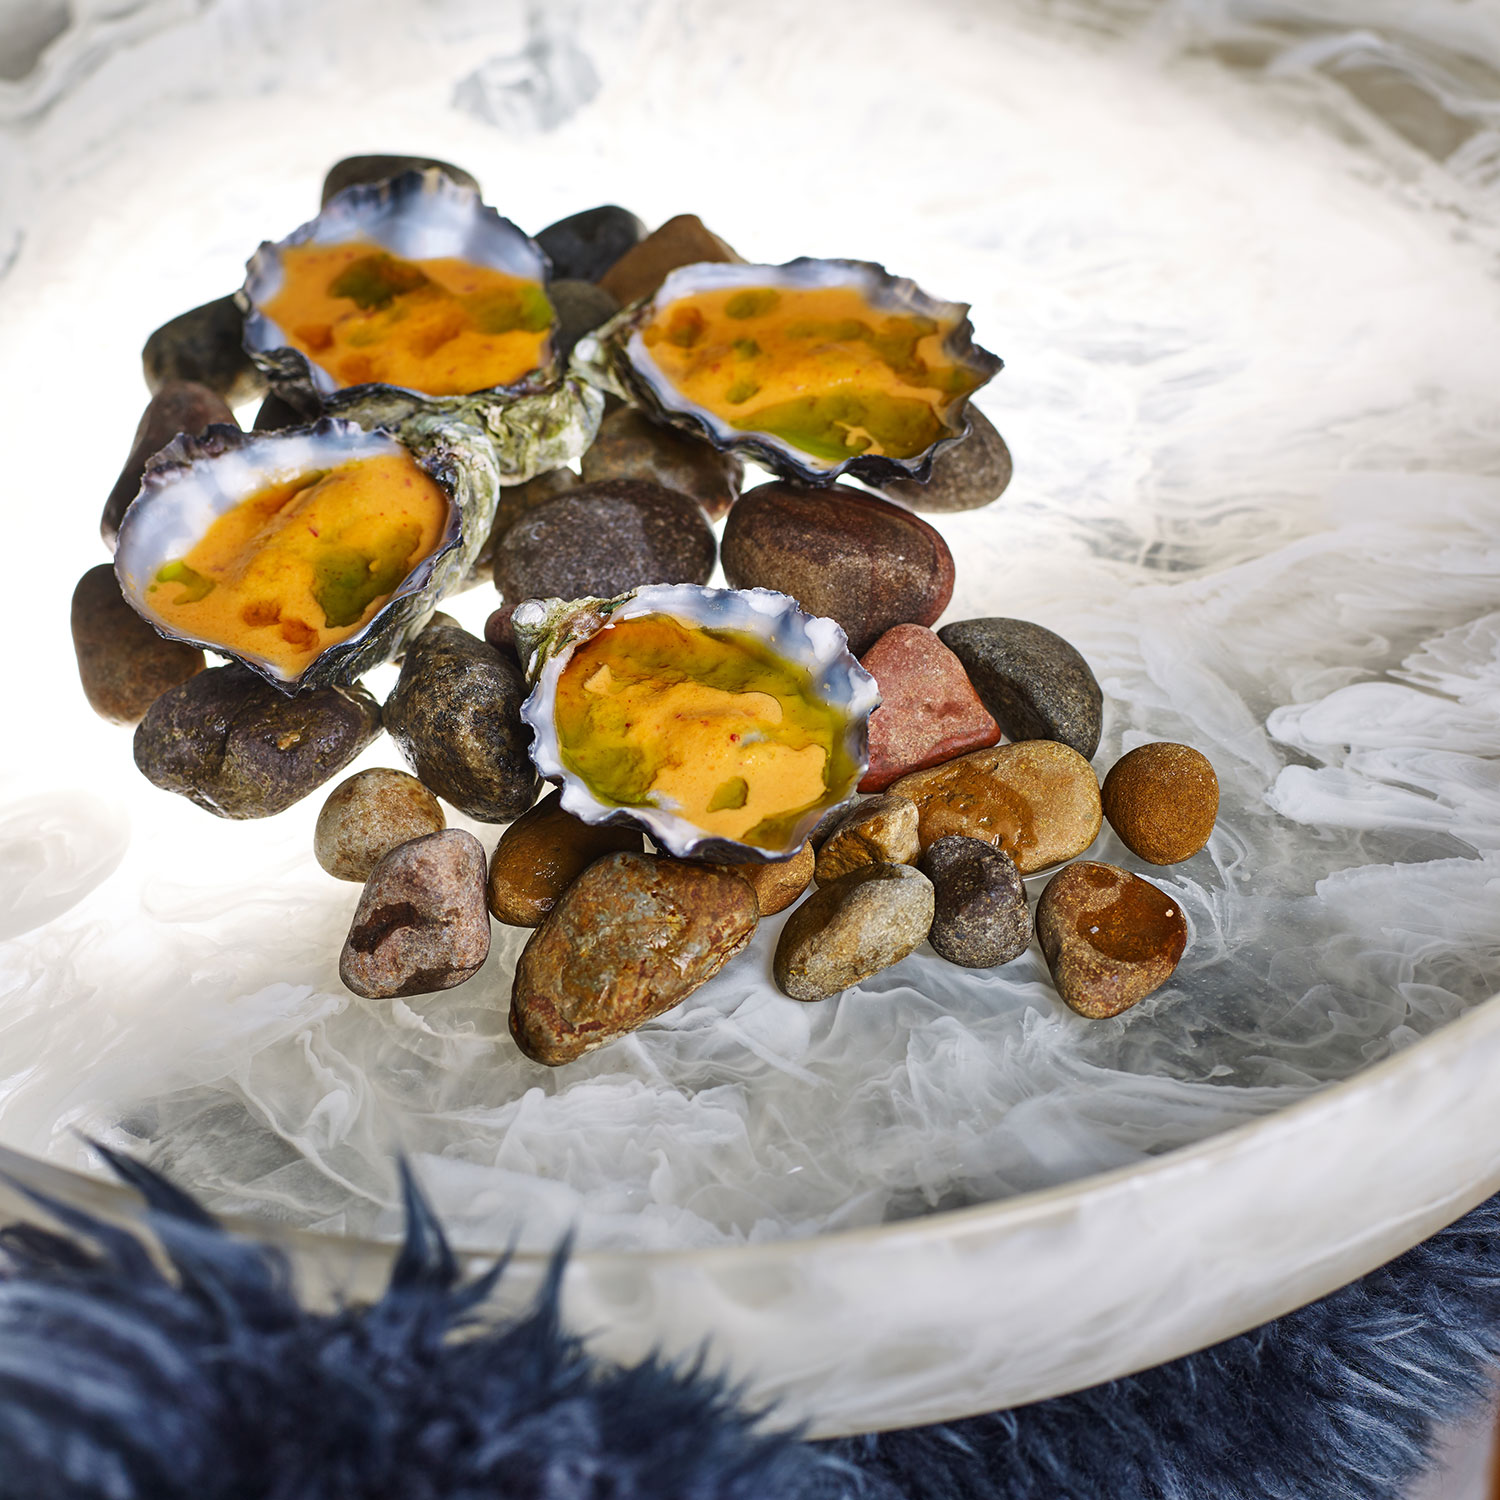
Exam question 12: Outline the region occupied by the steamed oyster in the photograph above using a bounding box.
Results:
[572,258,1001,486]
[239,167,602,483]
[114,416,501,694]
[515,584,880,863]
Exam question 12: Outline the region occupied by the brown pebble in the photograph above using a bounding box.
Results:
[339,830,491,1000]
[814,795,921,884]
[581,405,742,521]
[876,408,1013,513]
[700,842,814,917]
[1101,743,1219,865]
[510,852,757,1065]
[721,482,955,656]
[889,741,1101,874]
[597,213,741,306]
[142,297,267,409]
[102,382,237,550]
[858,624,1001,791]
[71,564,204,725]
[487,789,644,926]
[1035,861,1187,1018]
[315,769,446,882]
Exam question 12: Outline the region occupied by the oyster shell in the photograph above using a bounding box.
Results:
[572,257,1001,486]
[239,167,602,483]
[113,416,500,694]
[515,584,880,863]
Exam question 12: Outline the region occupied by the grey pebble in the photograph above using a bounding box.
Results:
[142,297,267,409]
[877,408,1012,513]
[581,405,742,521]
[549,279,621,361]
[937,617,1103,760]
[535,204,646,283]
[919,836,1031,968]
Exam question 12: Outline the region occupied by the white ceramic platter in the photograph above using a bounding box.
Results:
[2,0,1499,1439]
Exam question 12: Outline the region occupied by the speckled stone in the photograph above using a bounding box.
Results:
[876,408,1013,513]
[773,862,934,1002]
[382,620,537,822]
[71,564,204,726]
[339,830,490,1000]
[493,479,716,605]
[473,466,581,584]
[858,624,1001,792]
[1035,860,1187,1018]
[938,617,1103,760]
[535,205,646,283]
[511,851,758,1065]
[102,382,237,550]
[699,842,815,917]
[134,665,381,818]
[597,214,741,306]
[314,768,446,882]
[487,789,644,927]
[1101,742,1220,865]
[141,298,267,409]
[581,405,743,521]
[321,154,478,205]
[549,279,622,361]
[814,795,921,884]
[721,483,955,656]
[889,741,1102,875]
[920,836,1031,968]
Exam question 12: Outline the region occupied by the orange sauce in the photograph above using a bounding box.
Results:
[639,283,984,464]
[263,239,553,395]
[147,452,450,676]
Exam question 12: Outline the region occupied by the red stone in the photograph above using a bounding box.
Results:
[858,624,1002,792]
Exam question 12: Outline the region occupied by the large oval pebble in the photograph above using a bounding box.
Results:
[773,863,934,1002]
[510,852,758,1065]
[581,405,743,521]
[814,795,920,885]
[889,741,1101,874]
[383,619,537,822]
[535,204,645,283]
[339,829,490,1000]
[493,479,716,605]
[134,664,381,818]
[1035,861,1187,1018]
[721,483,954,655]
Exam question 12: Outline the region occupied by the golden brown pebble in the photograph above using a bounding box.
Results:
[1101,742,1218,865]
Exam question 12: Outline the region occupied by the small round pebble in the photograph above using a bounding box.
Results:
[473,466,580,584]
[919,837,1031,968]
[701,842,814,917]
[339,830,491,1000]
[534,204,646,283]
[581,405,743,521]
[315,769,446,882]
[774,863,935,1002]
[876,408,1013,513]
[1101,743,1219,865]
[814,795,921,885]
[938,617,1103,760]
[1035,860,1187,1019]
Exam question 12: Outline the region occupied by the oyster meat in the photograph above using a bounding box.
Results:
[113,417,500,693]
[515,584,880,863]
[573,257,1001,486]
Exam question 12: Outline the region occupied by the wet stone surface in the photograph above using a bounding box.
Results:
[141,297,267,409]
[339,829,491,1000]
[382,619,537,822]
[314,768,446,883]
[938,617,1104,760]
[1101,742,1219,865]
[773,862,934,1002]
[920,836,1031,968]
[814,794,921,885]
[697,841,815,917]
[580,405,743,521]
[510,851,758,1065]
[72,564,204,726]
[133,664,381,818]
[876,407,1013,513]
[1036,860,1187,1019]
[721,482,955,656]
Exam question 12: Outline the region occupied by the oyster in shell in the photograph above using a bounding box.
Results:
[515,583,880,863]
[239,167,602,482]
[572,257,1001,486]
[114,416,500,694]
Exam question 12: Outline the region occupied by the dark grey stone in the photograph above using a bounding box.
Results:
[937,617,1103,759]
[549,278,620,361]
[920,836,1031,968]
[535,204,645,283]
[142,297,267,409]
[877,408,1012,513]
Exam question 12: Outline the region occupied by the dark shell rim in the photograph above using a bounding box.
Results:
[581,256,1003,487]
[113,417,465,696]
[238,167,562,411]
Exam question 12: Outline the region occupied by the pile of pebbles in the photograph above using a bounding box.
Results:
[73,151,1220,1068]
